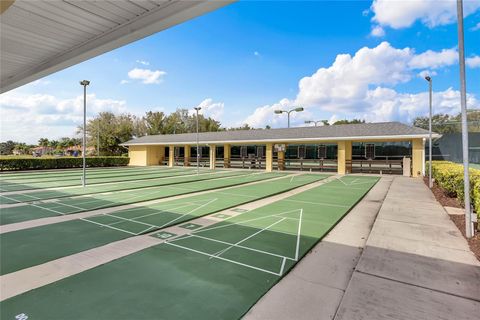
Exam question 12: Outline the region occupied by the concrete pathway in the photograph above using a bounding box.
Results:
[244,176,393,320]
[245,176,480,320]
[334,176,480,320]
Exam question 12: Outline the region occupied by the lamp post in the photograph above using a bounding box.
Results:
[173,121,182,134]
[425,76,433,189]
[456,0,473,238]
[305,120,327,127]
[79,80,90,187]
[274,107,304,128]
[194,107,201,174]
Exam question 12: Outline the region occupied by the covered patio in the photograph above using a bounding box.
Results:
[122,122,439,177]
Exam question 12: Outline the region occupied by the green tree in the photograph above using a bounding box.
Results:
[333,119,365,125]
[38,138,49,147]
[144,111,166,135]
[0,140,16,155]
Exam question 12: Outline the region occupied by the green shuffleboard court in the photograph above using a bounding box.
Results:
[0,170,237,205]
[0,166,204,192]
[0,174,326,275]
[0,176,378,320]
[0,172,280,225]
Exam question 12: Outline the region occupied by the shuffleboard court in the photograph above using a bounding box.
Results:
[0,176,378,319]
[0,166,168,180]
[0,166,174,182]
[0,170,234,205]
[0,172,281,225]
[0,167,202,192]
[0,174,326,275]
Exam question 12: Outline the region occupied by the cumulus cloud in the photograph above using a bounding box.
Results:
[241,42,478,128]
[192,98,225,121]
[0,91,127,143]
[408,48,458,69]
[136,60,150,66]
[466,55,480,68]
[127,68,166,84]
[371,0,480,29]
[370,25,385,37]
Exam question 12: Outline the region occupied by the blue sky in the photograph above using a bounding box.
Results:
[1,0,479,143]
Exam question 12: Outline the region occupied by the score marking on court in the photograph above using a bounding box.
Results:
[212,213,231,219]
[152,231,177,240]
[179,223,203,230]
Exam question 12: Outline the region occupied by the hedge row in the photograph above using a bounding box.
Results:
[0,157,129,171]
[430,161,480,216]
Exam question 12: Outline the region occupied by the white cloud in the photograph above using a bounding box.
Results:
[127,68,166,84]
[472,22,480,31]
[370,25,385,37]
[408,48,458,69]
[120,80,129,84]
[371,0,480,29]
[466,55,480,68]
[0,91,127,143]
[192,98,225,121]
[417,70,437,79]
[136,60,150,66]
[241,42,478,128]
[254,51,260,57]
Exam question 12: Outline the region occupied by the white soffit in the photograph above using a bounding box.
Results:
[0,0,233,93]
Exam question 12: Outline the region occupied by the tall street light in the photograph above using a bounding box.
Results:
[305,120,327,127]
[425,75,433,189]
[79,80,90,187]
[456,0,473,238]
[274,107,304,128]
[194,106,201,174]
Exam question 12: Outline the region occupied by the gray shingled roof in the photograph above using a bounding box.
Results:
[121,122,436,146]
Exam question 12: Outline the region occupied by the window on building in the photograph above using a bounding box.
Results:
[365,143,375,159]
[298,145,306,159]
[317,144,327,159]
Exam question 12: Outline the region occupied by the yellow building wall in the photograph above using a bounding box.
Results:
[145,145,165,166]
[266,143,273,172]
[337,141,352,175]
[412,138,424,177]
[128,145,147,166]
[224,144,231,168]
[209,145,216,169]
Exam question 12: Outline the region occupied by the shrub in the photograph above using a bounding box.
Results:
[0,156,129,171]
[429,161,480,217]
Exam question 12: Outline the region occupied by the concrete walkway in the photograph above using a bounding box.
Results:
[246,176,480,320]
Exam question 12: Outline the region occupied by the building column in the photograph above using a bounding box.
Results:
[224,144,231,168]
[277,145,286,170]
[168,145,174,167]
[412,138,423,177]
[184,145,190,166]
[209,145,216,169]
[266,143,273,172]
[337,141,352,175]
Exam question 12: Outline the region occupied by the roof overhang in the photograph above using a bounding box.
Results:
[120,133,441,146]
[0,0,234,93]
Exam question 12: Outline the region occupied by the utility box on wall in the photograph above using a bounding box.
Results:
[403,157,411,177]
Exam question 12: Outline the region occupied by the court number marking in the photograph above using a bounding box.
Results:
[15,314,28,320]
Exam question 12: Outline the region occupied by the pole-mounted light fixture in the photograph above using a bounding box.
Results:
[194,107,201,174]
[274,107,304,128]
[79,80,90,187]
[424,75,433,189]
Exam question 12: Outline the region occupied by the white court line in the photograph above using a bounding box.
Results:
[191,208,303,235]
[157,198,218,228]
[189,234,296,261]
[279,257,287,275]
[0,194,22,204]
[165,242,282,276]
[283,199,350,208]
[79,218,137,235]
[209,218,287,258]
[294,209,303,261]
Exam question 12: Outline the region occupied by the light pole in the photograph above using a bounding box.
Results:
[456,0,473,238]
[425,76,433,188]
[305,120,327,127]
[274,107,304,128]
[97,121,100,157]
[194,107,201,174]
[79,80,90,187]
[173,121,182,134]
